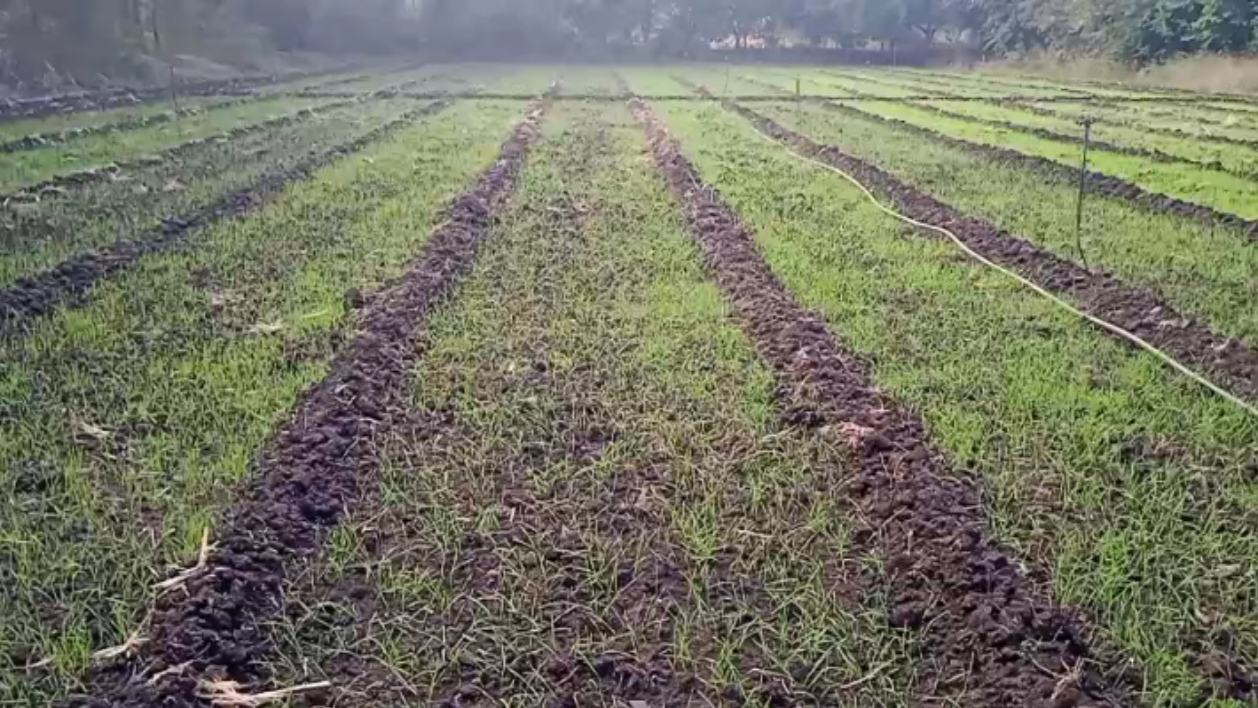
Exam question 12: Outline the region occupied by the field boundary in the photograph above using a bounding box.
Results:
[631,94,1131,706]
[85,97,550,706]
[0,101,450,335]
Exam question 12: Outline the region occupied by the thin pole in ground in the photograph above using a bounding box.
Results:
[724,62,731,96]
[796,76,801,120]
[1074,116,1095,269]
[169,63,180,112]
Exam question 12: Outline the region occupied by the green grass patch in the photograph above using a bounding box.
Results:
[853,99,1258,220]
[0,98,424,289]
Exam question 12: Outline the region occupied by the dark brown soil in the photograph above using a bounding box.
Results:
[726,101,1258,407]
[0,101,447,337]
[631,96,1133,707]
[65,100,547,708]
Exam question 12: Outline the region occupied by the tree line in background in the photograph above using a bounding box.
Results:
[420,0,1258,63]
[0,0,1255,88]
[0,0,425,88]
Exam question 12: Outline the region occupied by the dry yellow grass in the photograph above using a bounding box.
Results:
[978,52,1258,95]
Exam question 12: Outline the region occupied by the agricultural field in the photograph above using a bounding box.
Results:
[1,63,1256,708]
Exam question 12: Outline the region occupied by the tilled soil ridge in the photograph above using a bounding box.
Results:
[0,101,449,337]
[725,101,1258,406]
[630,96,1130,707]
[77,99,549,708]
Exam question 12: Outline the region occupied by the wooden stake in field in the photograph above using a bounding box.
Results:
[796,76,801,122]
[1074,116,1095,269]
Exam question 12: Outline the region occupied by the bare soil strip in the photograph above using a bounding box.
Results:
[79,99,548,708]
[0,101,446,335]
[0,98,356,203]
[631,96,1131,707]
[725,101,1258,406]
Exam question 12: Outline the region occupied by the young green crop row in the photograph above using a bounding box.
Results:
[0,99,523,705]
[0,64,388,146]
[845,99,1258,220]
[0,98,424,290]
[673,66,1258,223]
[917,99,1258,177]
[0,96,335,195]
